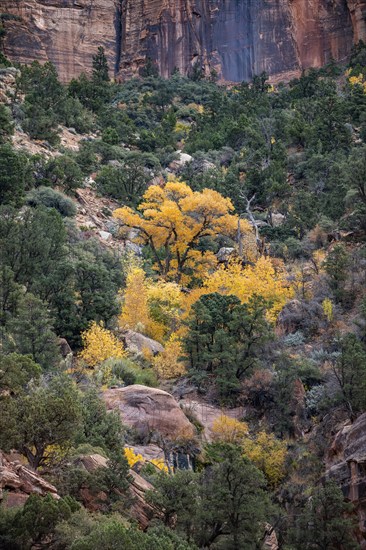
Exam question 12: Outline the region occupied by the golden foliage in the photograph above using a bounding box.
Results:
[120,266,183,342]
[125,447,143,467]
[113,181,251,284]
[120,266,150,333]
[312,249,326,273]
[186,103,204,114]
[211,415,248,444]
[146,279,183,335]
[174,121,191,136]
[79,321,125,367]
[152,335,186,379]
[243,431,287,488]
[322,298,333,322]
[348,71,366,93]
[124,447,168,472]
[185,256,293,322]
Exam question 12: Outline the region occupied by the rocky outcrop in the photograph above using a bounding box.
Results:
[326,413,366,547]
[129,469,160,529]
[120,330,164,356]
[103,385,196,439]
[263,523,279,550]
[180,399,244,441]
[0,450,59,507]
[76,452,160,528]
[347,0,366,43]
[1,0,118,83]
[0,67,20,104]
[2,0,365,83]
[58,337,72,358]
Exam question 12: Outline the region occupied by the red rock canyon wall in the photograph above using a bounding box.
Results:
[1,0,366,82]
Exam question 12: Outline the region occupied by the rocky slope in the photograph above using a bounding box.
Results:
[2,0,366,82]
[0,451,59,507]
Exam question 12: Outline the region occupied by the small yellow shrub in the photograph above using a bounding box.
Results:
[211,415,248,444]
[79,321,125,367]
[124,447,168,472]
[322,298,333,322]
[152,336,186,379]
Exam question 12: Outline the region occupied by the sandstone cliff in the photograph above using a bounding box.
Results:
[326,413,366,548]
[2,0,366,83]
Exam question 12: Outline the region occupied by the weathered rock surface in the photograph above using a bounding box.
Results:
[128,444,165,462]
[169,151,193,171]
[76,453,109,472]
[216,247,235,263]
[180,399,244,441]
[326,413,366,547]
[75,452,161,528]
[2,0,365,82]
[129,469,160,529]
[0,450,59,507]
[58,337,72,358]
[263,523,279,550]
[120,330,164,356]
[103,385,196,439]
[0,67,20,104]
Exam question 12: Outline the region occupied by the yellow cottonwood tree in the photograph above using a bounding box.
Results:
[120,266,151,333]
[152,335,186,379]
[243,431,287,488]
[147,279,182,335]
[211,415,249,444]
[120,266,183,342]
[79,321,125,367]
[113,181,251,284]
[185,256,293,322]
[322,298,333,322]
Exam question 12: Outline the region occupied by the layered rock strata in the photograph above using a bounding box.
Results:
[0,450,59,507]
[326,413,366,547]
[2,0,366,82]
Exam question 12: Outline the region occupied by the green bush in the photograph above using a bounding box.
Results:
[0,143,26,207]
[27,186,77,217]
[102,357,158,387]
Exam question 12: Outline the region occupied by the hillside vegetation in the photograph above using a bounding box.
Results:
[1,45,366,548]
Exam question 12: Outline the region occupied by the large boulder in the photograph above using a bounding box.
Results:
[263,524,279,550]
[216,247,235,263]
[76,453,108,472]
[326,413,366,547]
[0,450,58,507]
[169,151,193,171]
[103,385,195,439]
[58,337,72,358]
[120,330,164,356]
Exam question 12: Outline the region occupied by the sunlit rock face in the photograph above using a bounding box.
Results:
[2,0,364,82]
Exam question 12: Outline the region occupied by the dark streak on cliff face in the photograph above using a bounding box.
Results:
[117,0,356,82]
[2,0,366,83]
[114,0,123,75]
